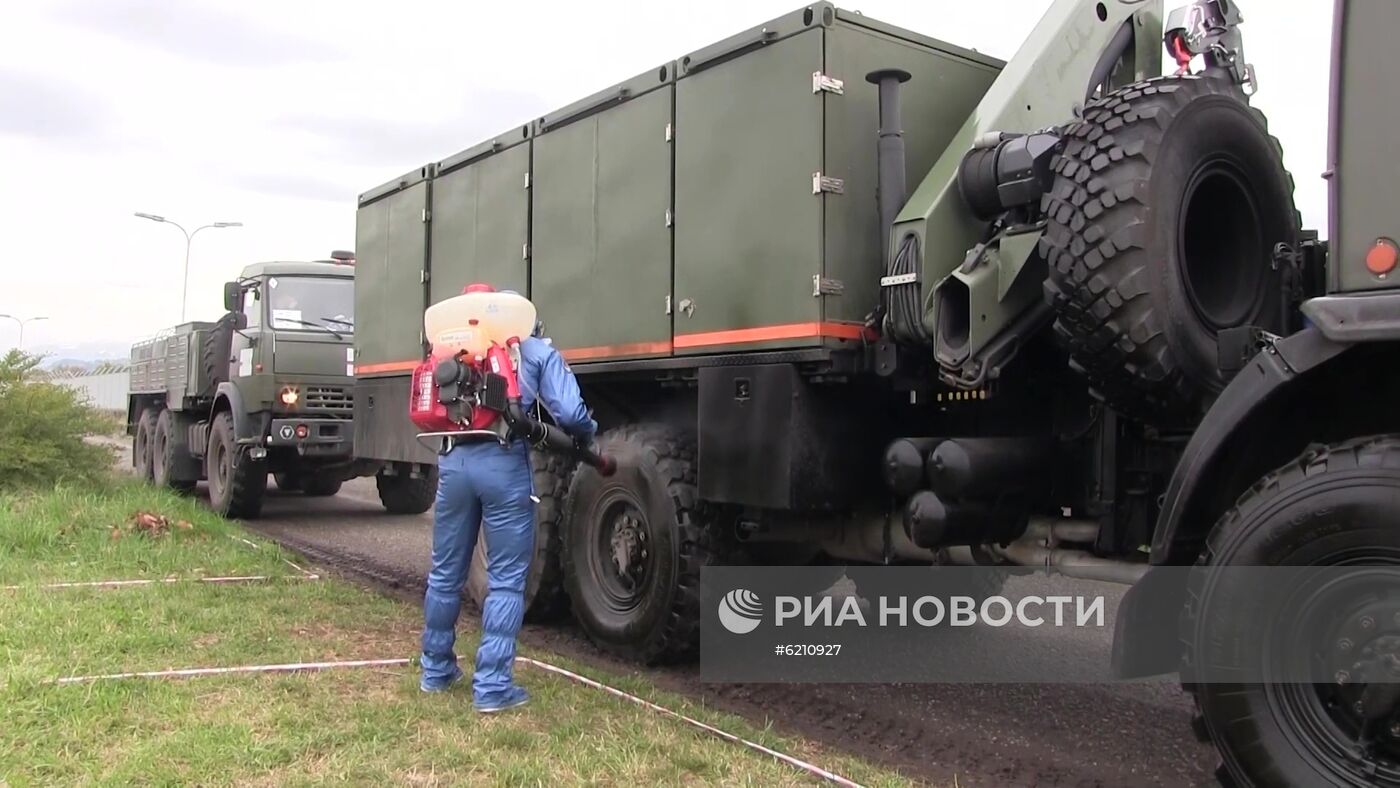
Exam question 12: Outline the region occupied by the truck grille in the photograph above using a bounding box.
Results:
[304,385,353,413]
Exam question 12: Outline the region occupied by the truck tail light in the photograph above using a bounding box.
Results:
[1366,238,1398,276]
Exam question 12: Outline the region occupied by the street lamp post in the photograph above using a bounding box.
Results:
[134,213,243,322]
[0,314,49,349]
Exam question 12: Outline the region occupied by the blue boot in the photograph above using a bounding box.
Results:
[475,686,530,713]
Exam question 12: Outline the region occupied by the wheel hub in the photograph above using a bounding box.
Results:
[1304,587,1400,771]
[1329,601,1400,733]
[608,512,648,590]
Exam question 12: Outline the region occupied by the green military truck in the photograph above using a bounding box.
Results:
[128,254,435,518]
[354,0,1400,782]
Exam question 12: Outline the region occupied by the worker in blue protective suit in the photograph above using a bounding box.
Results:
[420,286,597,712]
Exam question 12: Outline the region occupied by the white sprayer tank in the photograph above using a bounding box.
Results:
[423,291,537,360]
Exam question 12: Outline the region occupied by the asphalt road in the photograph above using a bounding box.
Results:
[240,476,1218,787]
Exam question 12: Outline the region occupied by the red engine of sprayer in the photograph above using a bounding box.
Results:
[408,340,521,434]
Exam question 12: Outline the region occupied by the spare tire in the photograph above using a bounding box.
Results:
[202,315,235,389]
[1041,74,1299,423]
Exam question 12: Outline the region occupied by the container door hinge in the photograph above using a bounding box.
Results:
[421,209,431,223]
[812,172,844,195]
[813,275,845,297]
[664,208,674,228]
[420,270,431,284]
[812,72,845,95]
[664,123,673,143]
[665,294,673,315]
[523,172,531,190]
[522,243,531,260]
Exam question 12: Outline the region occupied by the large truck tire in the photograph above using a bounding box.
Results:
[205,411,266,519]
[468,449,573,622]
[376,466,436,514]
[273,472,302,492]
[201,316,234,388]
[299,475,343,497]
[1182,435,1400,787]
[152,408,196,494]
[1041,74,1299,424]
[563,424,728,663]
[133,409,157,482]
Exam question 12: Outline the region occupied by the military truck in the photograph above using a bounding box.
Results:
[128,254,434,518]
[355,0,1400,781]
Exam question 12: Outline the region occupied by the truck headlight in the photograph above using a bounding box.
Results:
[280,386,299,406]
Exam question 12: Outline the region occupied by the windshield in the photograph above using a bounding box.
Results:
[266,276,354,333]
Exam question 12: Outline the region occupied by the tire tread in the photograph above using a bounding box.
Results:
[1041,74,1298,422]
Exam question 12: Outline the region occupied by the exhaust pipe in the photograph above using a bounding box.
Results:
[866,68,912,268]
[988,518,1148,585]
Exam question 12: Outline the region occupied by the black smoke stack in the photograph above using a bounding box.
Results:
[866,68,912,268]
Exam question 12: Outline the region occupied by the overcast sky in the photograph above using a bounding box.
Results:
[0,0,1329,355]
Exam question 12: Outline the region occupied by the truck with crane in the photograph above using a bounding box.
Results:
[352,1,1400,783]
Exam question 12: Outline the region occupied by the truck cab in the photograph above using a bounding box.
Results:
[223,259,356,461]
[130,252,390,518]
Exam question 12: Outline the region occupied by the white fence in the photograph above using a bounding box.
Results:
[54,371,130,411]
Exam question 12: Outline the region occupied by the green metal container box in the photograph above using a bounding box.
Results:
[355,3,1001,375]
[430,125,534,305]
[668,6,999,356]
[530,65,678,362]
[354,167,432,374]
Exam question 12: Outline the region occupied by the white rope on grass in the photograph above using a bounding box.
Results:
[50,653,865,786]
[48,658,412,685]
[229,533,318,577]
[44,651,865,785]
[1,574,320,591]
[281,557,311,575]
[230,535,262,550]
[515,656,866,788]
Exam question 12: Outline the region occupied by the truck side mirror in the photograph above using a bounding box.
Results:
[223,281,243,313]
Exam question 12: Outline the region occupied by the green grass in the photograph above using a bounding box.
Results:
[0,480,914,786]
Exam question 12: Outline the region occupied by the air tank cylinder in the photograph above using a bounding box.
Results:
[881,437,943,497]
[925,437,1051,498]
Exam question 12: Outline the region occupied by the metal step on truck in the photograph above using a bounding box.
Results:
[352,0,1400,783]
[128,253,436,518]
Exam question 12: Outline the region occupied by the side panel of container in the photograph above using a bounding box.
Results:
[354,375,438,466]
[822,22,1001,329]
[1332,0,1400,293]
[532,83,674,363]
[672,28,826,355]
[429,145,532,304]
[354,182,429,372]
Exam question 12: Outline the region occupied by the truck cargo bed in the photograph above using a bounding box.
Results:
[129,322,217,404]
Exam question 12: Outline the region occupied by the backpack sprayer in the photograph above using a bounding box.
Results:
[408,284,615,475]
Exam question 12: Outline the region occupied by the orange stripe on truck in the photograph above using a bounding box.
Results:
[355,323,874,370]
[354,360,421,375]
[559,341,673,362]
[673,321,875,349]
